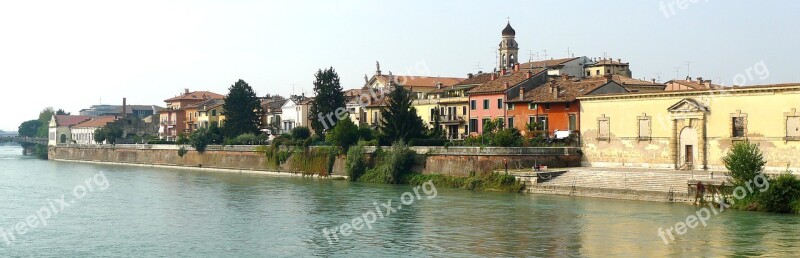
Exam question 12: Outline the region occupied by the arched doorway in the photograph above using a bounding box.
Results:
[679,127,698,168]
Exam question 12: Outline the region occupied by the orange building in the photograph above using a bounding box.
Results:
[505,75,628,137]
[159,89,224,140]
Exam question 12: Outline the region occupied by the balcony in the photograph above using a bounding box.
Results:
[435,114,465,125]
[437,96,469,104]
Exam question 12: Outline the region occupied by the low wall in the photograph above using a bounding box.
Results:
[49,144,581,177]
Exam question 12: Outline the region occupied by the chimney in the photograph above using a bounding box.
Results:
[514,63,520,72]
[501,69,507,75]
[478,71,483,74]
[553,87,559,99]
[617,58,621,63]
[604,73,613,83]
[704,79,712,88]
[437,82,443,89]
[519,88,524,100]
[122,98,127,119]
[686,76,691,81]
[697,77,703,84]
[503,82,510,89]
[651,78,656,83]
[491,73,496,80]
[467,73,474,79]
[561,73,569,81]
[526,70,532,79]
[184,88,190,94]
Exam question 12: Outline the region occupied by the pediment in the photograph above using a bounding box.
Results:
[667,98,709,113]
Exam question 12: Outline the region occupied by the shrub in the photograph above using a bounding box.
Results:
[359,142,416,184]
[189,128,210,154]
[176,133,189,145]
[723,141,766,185]
[757,173,800,213]
[234,133,258,145]
[493,128,523,147]
[358,126,375,141]
[326,118,359,151]
[345,144,367,181]
[290,127,311,140]
[177,147,188,157]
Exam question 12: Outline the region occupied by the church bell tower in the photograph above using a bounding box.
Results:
[498,22,519,70]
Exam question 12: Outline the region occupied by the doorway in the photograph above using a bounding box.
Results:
[685,145,693,164]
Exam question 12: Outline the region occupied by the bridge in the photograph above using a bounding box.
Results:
[0,136,48,145]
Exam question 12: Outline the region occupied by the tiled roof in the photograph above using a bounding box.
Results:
[667,79,724,90]
[73,116,117,128]
[54,115,91,127]
[467,68,547,95]
[452,73,494,87]
[512,77,615,103]
[611,75,664,87]
[189,99,225,111]
[519,57,579,69]
[375,75,465,88]
[587,59,629,67]
[164,91,225,102]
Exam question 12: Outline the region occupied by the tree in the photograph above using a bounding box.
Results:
[207,123,223,144]
[18,120,41,137]
[428,109,444,139]
[222,79,264,138]
[326,117,359,150]
[189,128,210,154]
[94,128,107,144]
[378,86,426,143]
[723,141,766,185]
[104,124,123,144]
[55,109,69,115]
[310,67,346,136]
[290,127,311,140]
[36,107,55,138]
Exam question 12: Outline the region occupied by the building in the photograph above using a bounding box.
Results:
[425,72,494,139]
[520,56,593,78]
[280,95,313,133]
[79,104,163,118]
[48,115,91,145]
[466,67,548,135]
[505,74,628,137]
[159,89,224,140]
[498,22,519,71]
[71,116,117,144]
[194,99,226,129]
[261,95,287,134]
[344,89,369,126]
[665,76,723,91]
[363,62,464,100]
[609,75,666,93]
[579,83,800,172]
[584,57,633,78]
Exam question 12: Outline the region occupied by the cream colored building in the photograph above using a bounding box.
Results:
[579,84,800,172]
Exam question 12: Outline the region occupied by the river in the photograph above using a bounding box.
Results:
[0,143,798,257]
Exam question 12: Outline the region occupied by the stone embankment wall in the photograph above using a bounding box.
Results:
[49,145,581,177]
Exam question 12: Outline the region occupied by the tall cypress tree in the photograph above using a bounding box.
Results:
[378,85,426,143]
[222,79,264,137]
[310,67,346,136]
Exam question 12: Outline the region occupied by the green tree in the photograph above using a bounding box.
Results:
[36,107,55,138]
[207,123,223,144]
[290,126,311,140]
[55,109,69,115]
[94,128,107,144]
[494,128,523,147]
[223,79,264,138]
[18,120,41,137]
[189,128,210,154]
[723,141,766,185]
[104,124,123,144]
[429,109,444,139]
[310,67,346,136]
[326,117,359,150]
[378,86,426,143]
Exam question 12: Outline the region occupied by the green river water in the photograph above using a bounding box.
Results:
[1,143,799,257]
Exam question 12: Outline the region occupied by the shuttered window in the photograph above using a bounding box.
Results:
[788,116,800,139]
[598,118,610,141]
[638,118,651,140]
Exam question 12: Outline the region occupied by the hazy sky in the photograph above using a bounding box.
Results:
[1,0,798,130]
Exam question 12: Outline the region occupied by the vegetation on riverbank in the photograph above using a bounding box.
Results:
[345,141,522,192]
[723,141,800,214]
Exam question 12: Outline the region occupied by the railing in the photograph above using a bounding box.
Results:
[439,114,465,123]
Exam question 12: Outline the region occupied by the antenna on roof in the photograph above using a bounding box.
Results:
[567,47,572,58]
[685,61,692,77]
[655,72,662,82]
[473,62,482,71]
[673,67,680,80]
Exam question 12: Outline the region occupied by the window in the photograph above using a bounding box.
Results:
[508,117,514,128]
[565,103,571,109]
[638,115,651,141]
[470,100,477,110]
[212,109,217,116]
[544,104,551,110]
[732,117,746,138]
[469,119,478,133]
[787,116,800,139]
[528,103,537,110]
[598,116,610,141]
[596,70,600,75]
[568,114,577,131]
[507,103,514,111]
[462,106,467,115]
[538,116,549,134]
[497,99,503,109]
[483,99,489,110]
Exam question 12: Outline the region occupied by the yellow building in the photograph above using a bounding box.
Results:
[585,58,632,78]
[578,84,800,172]
[195,99,226,129]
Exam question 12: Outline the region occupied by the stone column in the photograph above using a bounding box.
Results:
[670,118,678,169]
[698,116,707,170]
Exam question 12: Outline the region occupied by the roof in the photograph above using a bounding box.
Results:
[610,75,665,87]
[467,68,547,95]
[374,75,465,88]
[587,58,629,67]
[578,83,800,100]
[164,91,225,102]
[54,115,91,127]
[502,22,516,36]
[519,57,579,69]
[453,73,495,87]
[73,116,117,128]
[666,79,724,90]
[189,99,225,111]
[511,76,614,103]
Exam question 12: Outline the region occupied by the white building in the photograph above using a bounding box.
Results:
[280,96,314,134]
[48,115,91,146]
[520,56,593,78]
[71,116,117,144]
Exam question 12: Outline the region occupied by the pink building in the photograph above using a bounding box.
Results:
[466,67,546,134]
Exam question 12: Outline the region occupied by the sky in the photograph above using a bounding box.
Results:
[1,0,798,131]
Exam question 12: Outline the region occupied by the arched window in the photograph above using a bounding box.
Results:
[509,54,516,65]
[60,134,67,143]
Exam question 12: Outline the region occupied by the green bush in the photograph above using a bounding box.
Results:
[176,133,189,145]
[359,142,416,184]
[494,128,523,147]
[326,118,359,150]
[405,173,522,193]
[177,147,188,157]
[290,127,311,140]
[757,173,800,213]
[358,126,375,141]
[234,133,258,145]
[345,144,367,181]
[189,128,210,154]
[723,141,766,185]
